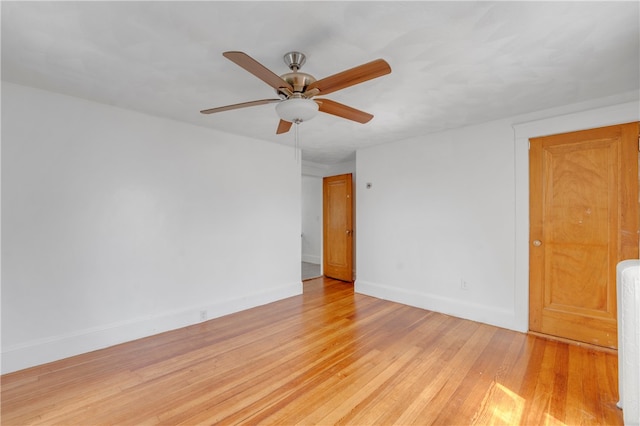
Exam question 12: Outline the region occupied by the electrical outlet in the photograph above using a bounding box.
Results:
[199,310,207,321]
[461,280,470,291]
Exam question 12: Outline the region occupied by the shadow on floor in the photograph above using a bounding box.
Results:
[302,262,321,281]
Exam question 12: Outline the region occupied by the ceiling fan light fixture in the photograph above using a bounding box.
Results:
[276,98,318,124]
[202,51,391,135]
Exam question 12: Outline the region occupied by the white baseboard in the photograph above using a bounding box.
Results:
[1,282,302,374]
[355,279,523,332]
[301,254,321,264]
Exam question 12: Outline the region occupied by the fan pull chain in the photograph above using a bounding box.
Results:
[294,121,300,163]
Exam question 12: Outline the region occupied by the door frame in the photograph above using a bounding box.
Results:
[301,163,357,280]
[512,103,639,332]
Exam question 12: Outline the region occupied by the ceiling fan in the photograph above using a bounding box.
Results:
[200,51,391,134]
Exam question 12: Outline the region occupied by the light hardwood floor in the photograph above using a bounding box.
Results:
[1,277,622,425]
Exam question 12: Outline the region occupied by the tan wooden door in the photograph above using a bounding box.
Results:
[323,173,353,282]
[529,122,639,348]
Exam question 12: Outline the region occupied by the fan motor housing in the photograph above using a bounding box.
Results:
[279,72,316,94]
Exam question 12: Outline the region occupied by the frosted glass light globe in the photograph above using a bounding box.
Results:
[276,98,319,123]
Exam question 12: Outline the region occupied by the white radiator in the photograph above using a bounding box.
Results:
[617,259,640,426]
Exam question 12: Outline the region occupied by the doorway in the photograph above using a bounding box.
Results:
[528,122,639,348]
[301,174,322,280]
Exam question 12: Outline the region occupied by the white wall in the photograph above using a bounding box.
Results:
[1,82,302,373]
[301,175,322,264]
[302,160,356,179]
[356,94,639,332]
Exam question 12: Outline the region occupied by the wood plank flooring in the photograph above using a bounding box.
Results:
[1,277,622,425]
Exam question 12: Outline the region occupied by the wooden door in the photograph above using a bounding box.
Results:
[323,173,353,282]
[529,122,639,348]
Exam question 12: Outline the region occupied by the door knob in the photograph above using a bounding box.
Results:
[346,230,352,235]
[533,240,542,247]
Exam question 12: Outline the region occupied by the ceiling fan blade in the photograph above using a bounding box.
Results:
[200,98,281,114]
[305,59,391,96]
[315,98,374,124]
[276,119,293,134]
[223,51,293,92]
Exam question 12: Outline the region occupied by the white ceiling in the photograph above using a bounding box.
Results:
[2,1,638,164]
